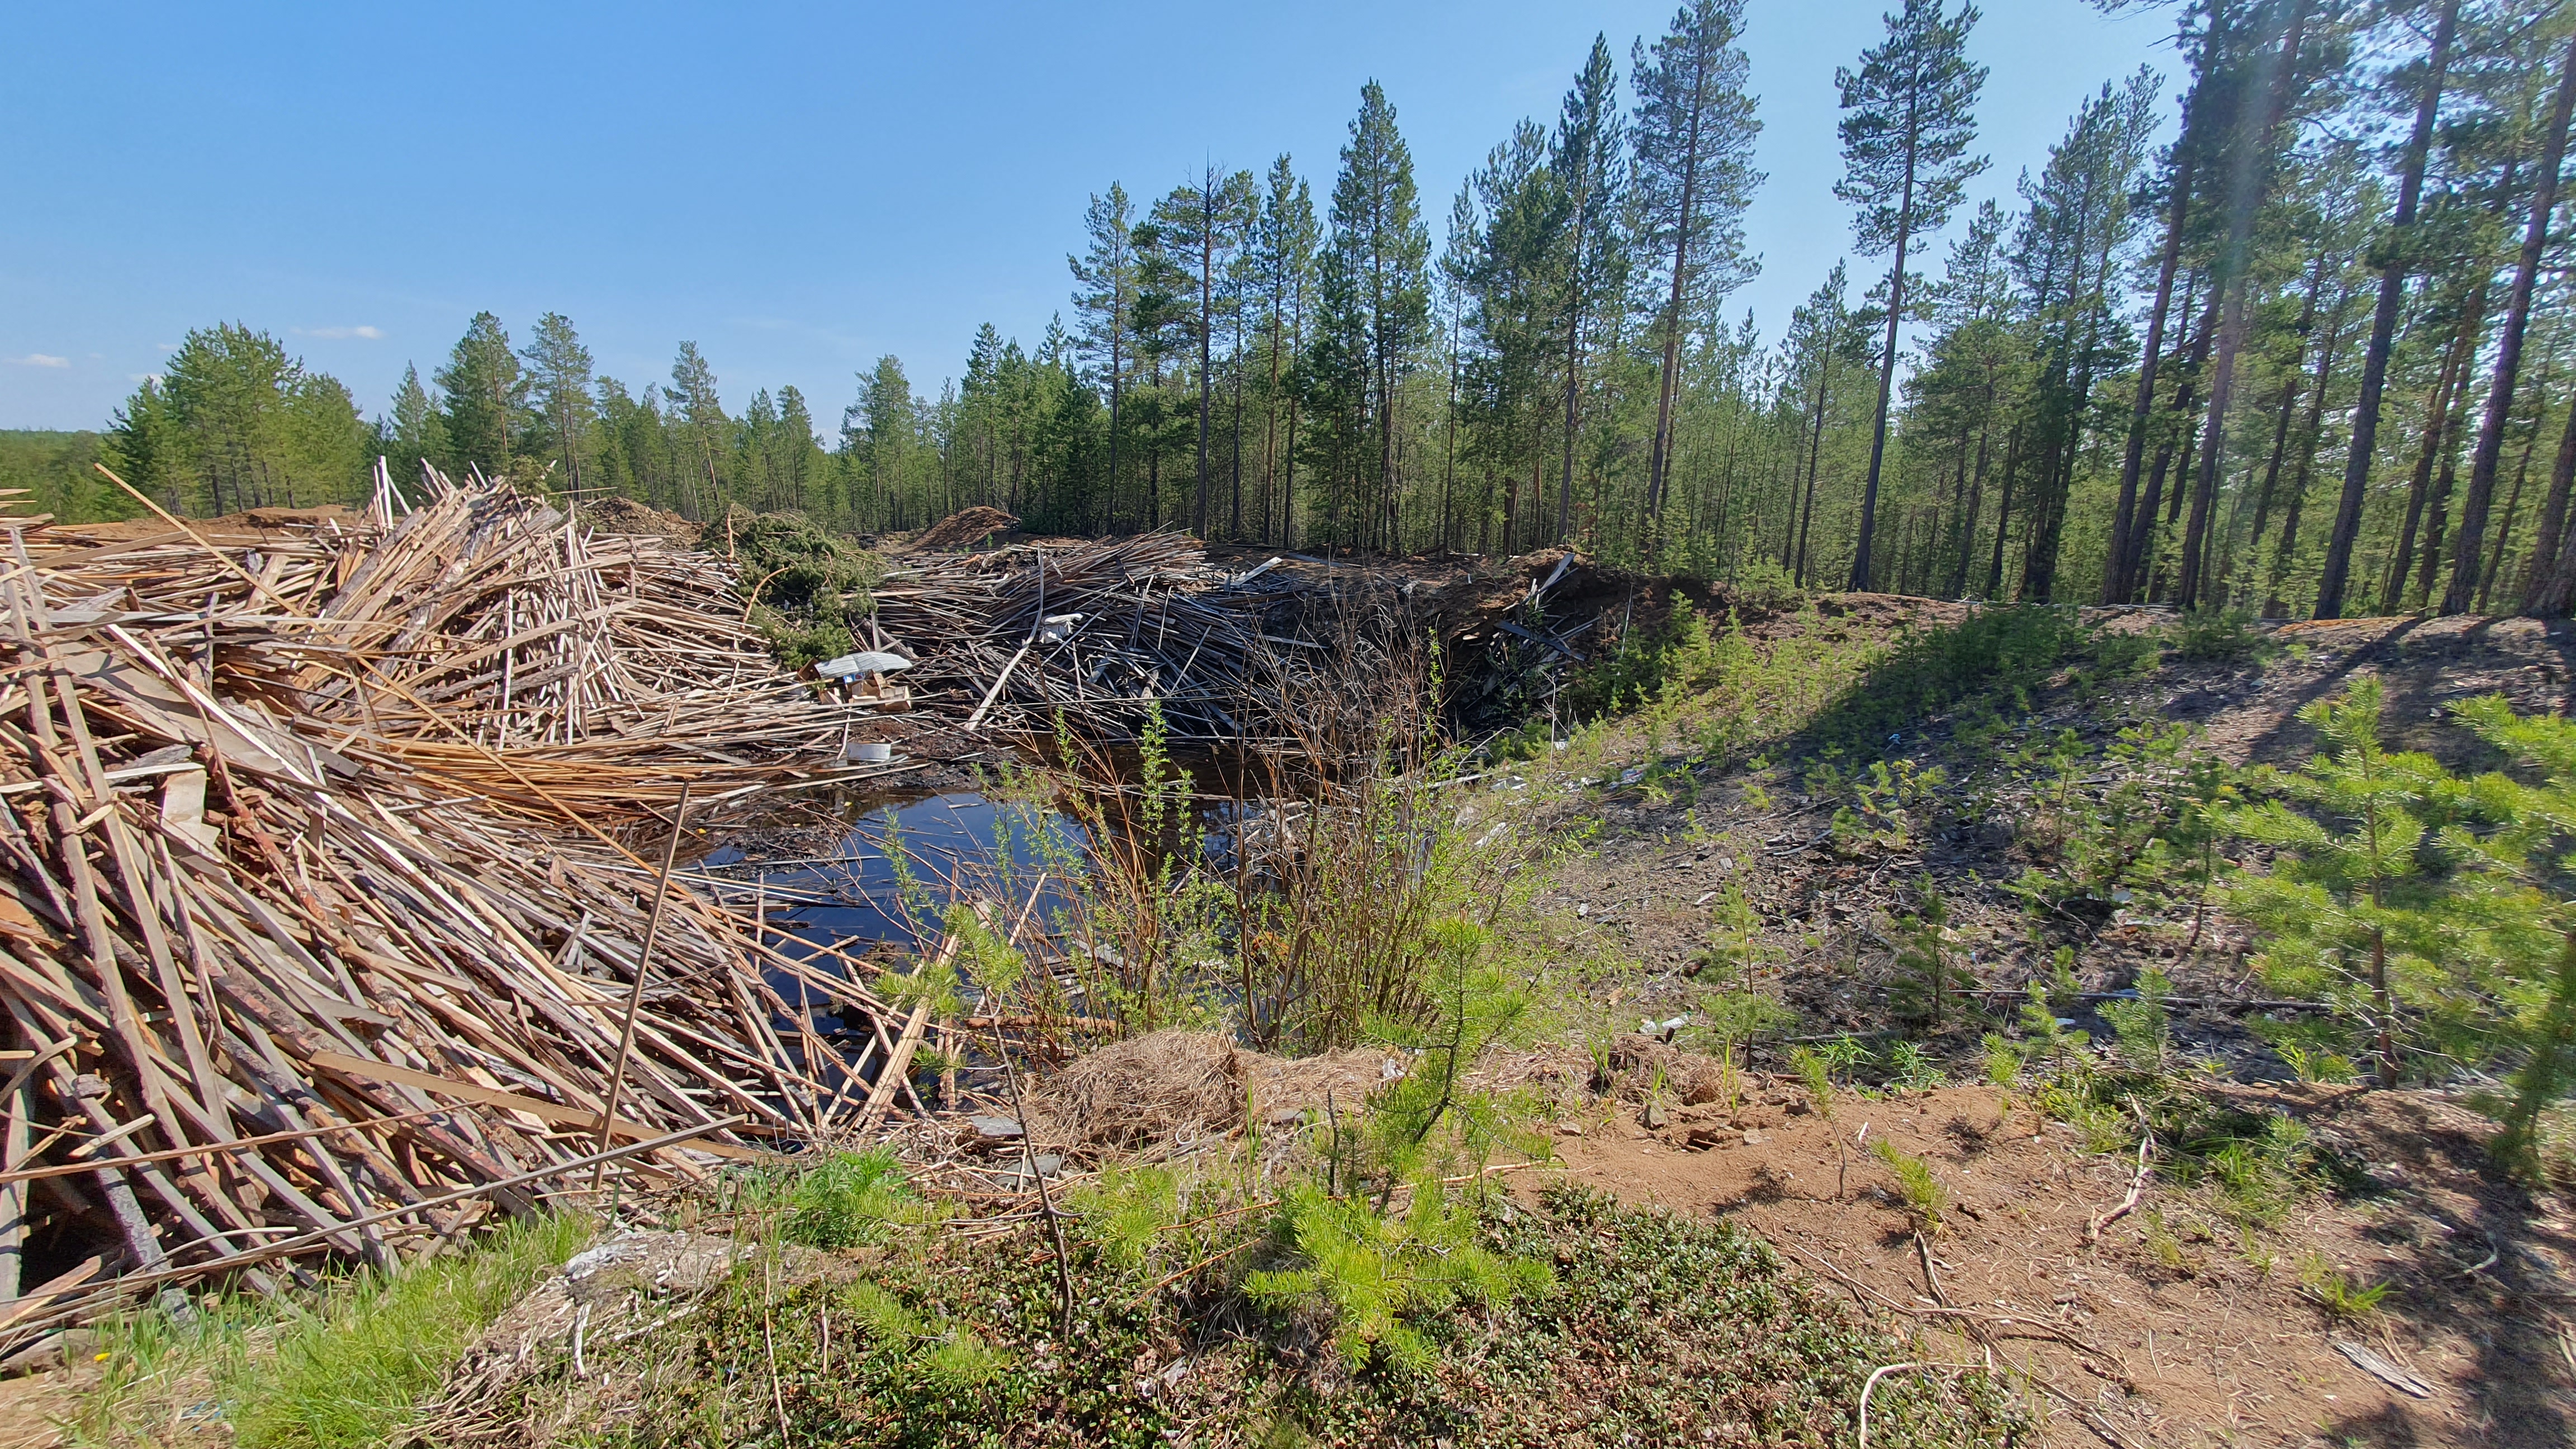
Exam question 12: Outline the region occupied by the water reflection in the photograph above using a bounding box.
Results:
[690,791,1079,1094]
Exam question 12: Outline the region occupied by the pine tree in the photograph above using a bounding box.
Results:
[1069,185,1138,534]
[386,363,448,487]
[519,311,595,494]
[1834,0,1988,591]
[2317,0,2461,619]
[1251,158,1318,546]
[2105,4,2238,604]
[109,323,367,514]
[1547,38,1627,546]
[852,355,916,530]
[667,342,728,519]
[1319,81,1431,554]
[2445,24,2576,612]
[1149,168,1257,538]
[776,385,822,514]
[435,311,524,479]
[2011,69,2162,601]
[2174,0,2315,610]
[1631,0,1764,557]
[2230,680,2576,1175]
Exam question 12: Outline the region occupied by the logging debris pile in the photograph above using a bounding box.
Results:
[869,529,1399,743]
[0,471,925,1352]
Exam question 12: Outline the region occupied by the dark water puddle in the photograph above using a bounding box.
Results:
[693,756,1276,1101]
[689,790,1079,1090]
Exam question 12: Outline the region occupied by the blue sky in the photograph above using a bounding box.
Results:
[0,1,2180,432]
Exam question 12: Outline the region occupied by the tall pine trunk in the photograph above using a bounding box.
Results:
[1850,193,1914,590]
[1985,423,2023,598]
[2527,397,2576,612]
[2413,310,2484,608]
[2316,0,2459,618]
[2248,252,2329,560]
[2479,403,2543,610]
[2127,276,2218,598]
[2103,6,2225,603]
[2385,320,2472,610]
[2178,0,2308,611]
[1647,88,1706,557]
[2270,272,2356,606]
[2444,27,2576,612]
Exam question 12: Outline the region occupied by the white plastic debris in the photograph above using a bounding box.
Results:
[815,651,912,680]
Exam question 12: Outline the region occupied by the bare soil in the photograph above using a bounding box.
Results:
[1546,1069,2575,1448]
[1512,602,2576,1445]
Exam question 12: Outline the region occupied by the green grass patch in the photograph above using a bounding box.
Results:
[517,1186,2025,1448]
[78,1213,592,1449]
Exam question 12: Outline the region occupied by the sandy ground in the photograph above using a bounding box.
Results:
[1532,1073,2575,1448]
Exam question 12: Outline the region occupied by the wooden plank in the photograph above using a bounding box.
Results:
[306,1051,765,1162]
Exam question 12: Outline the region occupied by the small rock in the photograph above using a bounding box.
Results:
[1643,1102,1669,1130]
[971,1115,1025,1142]
[1742,1130,1767,1146]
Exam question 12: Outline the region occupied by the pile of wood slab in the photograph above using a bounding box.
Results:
[0,468,915,1348]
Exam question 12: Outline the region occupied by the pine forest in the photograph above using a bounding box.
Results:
[22,0,2575,623]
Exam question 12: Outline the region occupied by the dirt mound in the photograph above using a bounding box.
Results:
[44,503,365,545]
[580,495,700,547]
[1025,1029,1398,1150]
[905,505,1019,553]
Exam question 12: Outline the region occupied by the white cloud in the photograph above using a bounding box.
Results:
[7,353,69,368]
[296,325,385,340]
[155,342,177,352]
[128,372,163,384]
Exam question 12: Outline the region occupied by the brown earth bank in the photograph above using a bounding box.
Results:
[1013,1030,2576,1447]
[1530,609,2576,1067]
[1549,1073,2575,1448]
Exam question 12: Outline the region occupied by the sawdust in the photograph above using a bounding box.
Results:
[577,496,700,548]
[903,506,1020,553]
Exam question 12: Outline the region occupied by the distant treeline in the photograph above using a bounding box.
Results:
[45,0,2576,620]
[0,430,109,520]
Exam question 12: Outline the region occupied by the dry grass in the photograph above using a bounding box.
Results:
[1021,1029,1401,1152]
